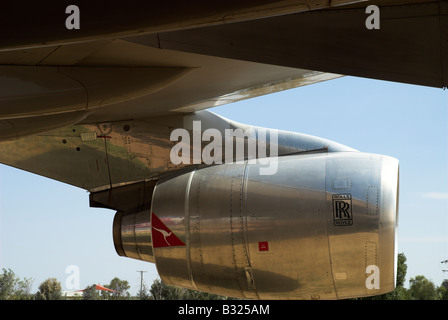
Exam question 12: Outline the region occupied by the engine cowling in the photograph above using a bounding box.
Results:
[113,152,399,300]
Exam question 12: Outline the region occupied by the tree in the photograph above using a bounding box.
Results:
[149,278,231,300]
[0,268,16,300]
[137,286,151,300]
[82,284,101,300]
[176,287,230,300]
[408,275,437,300]
[36,278,62,300]
[396,252,407,287]
[13,277,34,300]
[381,252,408,300]
[437,282,448,300]
[0,268,33,300]
[101,277,130,300]
[136,280,152,300]
[150,279,178,300]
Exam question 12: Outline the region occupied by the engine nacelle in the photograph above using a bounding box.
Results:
[113,152,399,299]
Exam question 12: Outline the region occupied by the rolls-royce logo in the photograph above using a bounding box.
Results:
[333,194,353,226]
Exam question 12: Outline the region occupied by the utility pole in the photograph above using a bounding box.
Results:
[137,271,148,294]
[442,260,448,289]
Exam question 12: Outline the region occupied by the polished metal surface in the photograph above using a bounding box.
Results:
[0,110,354,192]
[117,151,399,299]
[118,209,155,263]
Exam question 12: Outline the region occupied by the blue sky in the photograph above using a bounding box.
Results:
[1,76,447,296]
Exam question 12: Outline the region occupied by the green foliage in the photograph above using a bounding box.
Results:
[437,282,448,300]
[80,278,131,300]
[0,268,34,300]
[137,287,151,300]
[149,278,232,300]
[101,277,131,300]
[150,279,178,300]
[82,284,101,300]
[36,278,62,300]
[396,252,407,287]
[408,275,437,300]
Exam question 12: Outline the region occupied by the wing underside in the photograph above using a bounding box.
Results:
[0,0,446,191]
[0,0,446,137]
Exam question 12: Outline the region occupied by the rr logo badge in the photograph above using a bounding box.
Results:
[333,194,353,226]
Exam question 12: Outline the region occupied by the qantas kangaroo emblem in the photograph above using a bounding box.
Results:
[152,227,173,246]
[151,212,186,248]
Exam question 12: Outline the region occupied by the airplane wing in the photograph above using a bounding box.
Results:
[0,0,445,300]
[156,0,448,88]
[0,38,341,138]
[0,0,446,140]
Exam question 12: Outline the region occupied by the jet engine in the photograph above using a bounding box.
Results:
[113,152,399,299]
